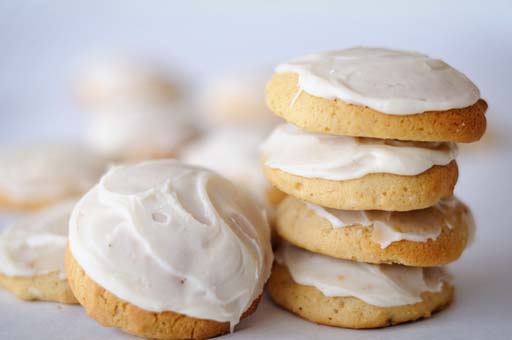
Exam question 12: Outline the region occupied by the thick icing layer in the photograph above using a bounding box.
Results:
[69,160,273,327]
[261,124,457,180]
[305,196,474,248]
[0,200,75,278]
[0,143,107,202]
[276,47,480,114]
[181,126,271,208]
[276,243,450,307]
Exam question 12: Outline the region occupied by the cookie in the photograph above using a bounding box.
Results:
[0,200,78,303]
[267,48,487,142]
[0,271,76,304]
[262,160,458,211]
[268,263,453,329]
[66,249,259,340]
[67,160,273,339]
[198,71,279,128]
[275,195,473,266]
[0,143,106,211]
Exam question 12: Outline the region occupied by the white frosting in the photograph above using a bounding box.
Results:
[86,105,196,159]
[305,196,474,248]
[0,143,107,202]
[276,47,480,114]
[199,72,278,128]
[0,200,75,278]
[261,124,457,180]
[277,243,450,307]
[181,126,271,208]
[69,160,273,328]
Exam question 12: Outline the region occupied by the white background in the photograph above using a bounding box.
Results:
[0,1,511,339]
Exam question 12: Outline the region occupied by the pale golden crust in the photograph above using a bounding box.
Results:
[262,161,458,211]
[65,248,260,340]
[267,263,453,329]
[276,196,470,266]
[267,73,487,143]
[0,271,77,304]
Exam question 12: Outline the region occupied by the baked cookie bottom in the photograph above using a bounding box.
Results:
[275,196,471,266]
[66,248,261,340]
[266,73,487,143]
[262,161,458,211]
[0,271,77,304]
[267,264,453,329]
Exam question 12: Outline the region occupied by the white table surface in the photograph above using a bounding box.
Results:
[1,1,511,339]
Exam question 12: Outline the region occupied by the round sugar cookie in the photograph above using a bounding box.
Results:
[268,263,453,329]
[67,160,273,339]
[66,249,260,340]
[262,160,458,211]
[275,195,473,266]
[266,72,487,143]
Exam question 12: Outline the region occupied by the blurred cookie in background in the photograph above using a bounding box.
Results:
[0,143,107,211]
[181,126,271,206]
[198,70,280,128]
[74,56,197,161]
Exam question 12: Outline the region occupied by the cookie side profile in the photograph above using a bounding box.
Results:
[267,48,487,142]
[263,161,458,211]
[268,263,453,329]
[275,196,473,266]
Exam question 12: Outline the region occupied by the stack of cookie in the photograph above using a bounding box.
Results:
[261,47,487,328]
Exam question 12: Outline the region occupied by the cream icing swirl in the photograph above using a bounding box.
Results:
[276,47,480,114]
[68,160,273,328]
[276,243,450,307]
[261,124,457,180]
[0,143,107,202]
[0,200,75,278]
[305,196,474,248]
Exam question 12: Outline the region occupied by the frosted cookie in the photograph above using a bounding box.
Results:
[261,124,458,211]
[66,160,273,339]
[199,71,279,128]
[276,196,474,266]
[76,57,197,160]
[0,201,77,303]
[85,106,197,161]
[268,244,453,329]
[181,126,275,209]
[267,48,487,142]
[0,143,107,210]
[75,57,181,110]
